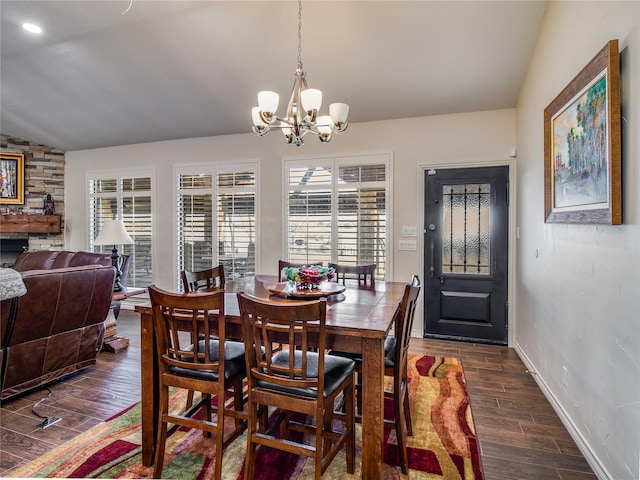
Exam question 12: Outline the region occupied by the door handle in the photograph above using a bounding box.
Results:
[429,239,435,278]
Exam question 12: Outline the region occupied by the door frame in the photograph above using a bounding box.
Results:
[416,159,517,346]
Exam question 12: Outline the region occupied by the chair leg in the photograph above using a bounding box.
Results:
[186,389,195,409]
[315,409,324,480]
[244,399,258,480]
[394,386,409,474]
[356,371,363,417]
[215,396,224,480]
[233,378,244,429]
[203,393,212,438]
[153,387,170,479]
[345,381,356,474]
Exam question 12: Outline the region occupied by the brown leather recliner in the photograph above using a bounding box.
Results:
[0,251,124,401]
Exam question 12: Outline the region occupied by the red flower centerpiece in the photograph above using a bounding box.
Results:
[283,264,335,291]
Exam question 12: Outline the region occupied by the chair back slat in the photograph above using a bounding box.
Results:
[181,265,225,292]
[238,292,326,393]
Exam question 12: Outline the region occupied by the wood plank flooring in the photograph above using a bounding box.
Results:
[1,308,596,479]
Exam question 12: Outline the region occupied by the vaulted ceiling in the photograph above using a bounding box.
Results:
[0,1,547,151]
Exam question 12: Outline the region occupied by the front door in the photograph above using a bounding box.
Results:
[424,166,509,344]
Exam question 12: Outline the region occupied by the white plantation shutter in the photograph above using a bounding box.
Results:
[176,165,257,290]
[88,172,154,289]
[285,155,390,279]
[217,170,256,278]
[177,172,214,277]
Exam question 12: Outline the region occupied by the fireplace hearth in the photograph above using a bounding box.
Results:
[1,238,29,267]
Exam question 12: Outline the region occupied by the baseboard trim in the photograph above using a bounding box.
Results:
[513,342,611,480]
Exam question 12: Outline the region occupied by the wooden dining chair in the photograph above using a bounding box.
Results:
[278,260,323,281]
[330,275,421,474]
[180,265,227,408]
[327,262,376,286]
[237,292,356,480]
[148,285,247,480]
[181,264,225,292]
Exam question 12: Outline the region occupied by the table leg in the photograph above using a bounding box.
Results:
[139,308,158,467]
[360,336,385,479]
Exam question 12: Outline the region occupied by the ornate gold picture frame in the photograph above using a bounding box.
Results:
[0,153,25,205]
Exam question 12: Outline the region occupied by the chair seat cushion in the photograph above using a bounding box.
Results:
[329,336,396,368]
[257,350,355,399]
[169,339,246,381]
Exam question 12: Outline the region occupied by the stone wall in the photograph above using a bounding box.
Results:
[0,134,65,251]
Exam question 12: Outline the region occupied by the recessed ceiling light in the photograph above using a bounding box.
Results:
[22,23,42,34]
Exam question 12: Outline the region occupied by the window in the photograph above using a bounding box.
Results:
[176,164,257,290]
[285,154,389,278]
[88,171,153,289]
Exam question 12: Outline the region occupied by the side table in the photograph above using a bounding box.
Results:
[103,287,147,353]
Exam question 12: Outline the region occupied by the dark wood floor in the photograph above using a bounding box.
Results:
[0,308,596,479]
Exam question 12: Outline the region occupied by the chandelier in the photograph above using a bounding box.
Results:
[251,0,349,146]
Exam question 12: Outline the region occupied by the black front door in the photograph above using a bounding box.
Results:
[424,166,509,344]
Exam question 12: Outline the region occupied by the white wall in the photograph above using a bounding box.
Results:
[515,2,639,479]
[65,109,516,293]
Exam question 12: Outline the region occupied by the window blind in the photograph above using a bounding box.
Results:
[176,166,257,290]
[285,156,389,278]
[88,172,153,289]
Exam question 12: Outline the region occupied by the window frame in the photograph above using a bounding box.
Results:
[174,161,259,290]
[87,167,155,289]
[283,153,392,279]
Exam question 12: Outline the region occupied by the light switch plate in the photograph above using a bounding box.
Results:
[399,240,417,251]
[402,226,417,237]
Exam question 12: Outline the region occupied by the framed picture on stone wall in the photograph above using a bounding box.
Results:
[0,153,25,205]
[544,39,621,225]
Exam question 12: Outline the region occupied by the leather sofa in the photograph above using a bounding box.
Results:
[0,251,121,401]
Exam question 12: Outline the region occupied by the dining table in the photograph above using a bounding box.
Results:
[135,275,406,479]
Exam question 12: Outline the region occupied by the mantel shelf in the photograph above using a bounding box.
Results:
[0,214,62,234]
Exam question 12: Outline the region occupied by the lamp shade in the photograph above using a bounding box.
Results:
[94,219,134,246]
[329,103,349,124]
[316,116,333,134]
[258,91,279,114]
[252,107,266,127]
[301,88,322,111]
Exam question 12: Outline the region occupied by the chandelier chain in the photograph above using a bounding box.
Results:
[297,0,303,70]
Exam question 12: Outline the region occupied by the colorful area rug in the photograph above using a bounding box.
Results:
[9,355,483,479]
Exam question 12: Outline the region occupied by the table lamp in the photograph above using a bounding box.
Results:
[94,219,134,292]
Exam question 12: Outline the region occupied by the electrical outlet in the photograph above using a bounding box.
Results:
[562,366,568,388]
[399,240,416,251]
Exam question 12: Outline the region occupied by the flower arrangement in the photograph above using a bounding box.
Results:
[283,264,335,290]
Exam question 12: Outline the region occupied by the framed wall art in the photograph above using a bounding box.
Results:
[0,153,25,205]
[544,39,621,225]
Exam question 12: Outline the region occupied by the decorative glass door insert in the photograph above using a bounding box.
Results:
[441,183,491,275]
